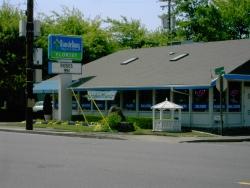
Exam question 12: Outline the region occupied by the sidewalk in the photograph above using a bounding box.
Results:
[0,122,250,143]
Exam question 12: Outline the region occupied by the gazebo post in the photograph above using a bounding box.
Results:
[152,108,155,131]
[171,109,174,120]
[178,109,181,123]
[160,109,163,121]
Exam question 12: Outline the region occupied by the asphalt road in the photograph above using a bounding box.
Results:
[0,132,250,188]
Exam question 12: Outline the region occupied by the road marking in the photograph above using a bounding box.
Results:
[238,181,250,186]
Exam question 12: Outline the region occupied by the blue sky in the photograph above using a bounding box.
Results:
[4,0,165,30]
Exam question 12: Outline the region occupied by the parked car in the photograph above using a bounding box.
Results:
[33,101,44,112]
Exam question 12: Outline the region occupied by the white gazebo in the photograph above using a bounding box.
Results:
[151,98,183,132]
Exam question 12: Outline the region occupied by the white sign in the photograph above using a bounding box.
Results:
[87,90,117,101]
[48,62,82,74]
[216,76,227,92]
[33,48,43,65]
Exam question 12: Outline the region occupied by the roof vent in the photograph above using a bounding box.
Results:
[120,57,139,65]
[169,52,175,55]
[170,53,189,61]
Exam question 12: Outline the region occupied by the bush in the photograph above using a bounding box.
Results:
[71,115,102,122]
[106,112,121,130]
[94,123,110,132]
[127,117,152,129]
[117,122,135,132]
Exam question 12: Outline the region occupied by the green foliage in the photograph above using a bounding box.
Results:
[93,123,110,132]
[175,0,250,41]
[106,112,122,130]
[213,0,250,39]
[71,115,102,122]
[36,7,116,65]
[0,2,26,90]
[105,16,171,49]
[127,117,152,129]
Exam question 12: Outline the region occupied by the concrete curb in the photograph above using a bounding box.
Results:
[181,138,250,143]
[0,128,126,140]
[0,124,250,143]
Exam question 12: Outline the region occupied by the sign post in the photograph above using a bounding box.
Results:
[48,34,83,120]
[214,66,226,135]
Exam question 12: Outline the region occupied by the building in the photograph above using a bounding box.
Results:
[34,39,250,129]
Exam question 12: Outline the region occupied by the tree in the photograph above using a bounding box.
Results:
[175,0,227,41]
[213,0,250,39]
[105,16,149,49]
[36,7,117,66]
[0,1,26,90]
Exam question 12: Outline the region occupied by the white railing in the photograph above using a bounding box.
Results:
[154,119,181,132]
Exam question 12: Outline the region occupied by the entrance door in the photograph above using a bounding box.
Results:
[244,87,250,126]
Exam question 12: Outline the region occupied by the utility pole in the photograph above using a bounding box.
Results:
[168,0,171,32]
[26,0,34,130]
[159,0,175,32]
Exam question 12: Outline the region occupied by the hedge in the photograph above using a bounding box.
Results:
[71,115,152,130]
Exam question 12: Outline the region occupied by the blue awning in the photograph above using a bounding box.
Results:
[210,74,250,86]
[33,80,59,93]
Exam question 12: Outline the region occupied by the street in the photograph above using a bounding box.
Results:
[0,131,250,188]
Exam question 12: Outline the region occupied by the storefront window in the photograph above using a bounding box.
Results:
[213,88,226,112]
[155,89,170,104]
[123,91,136,111]
[80,91,91,110]
[107,92,120,110]
[228,81,241,112]
[139,90,152,111]
[192,89,209,112]
[93,101,105,110]
[173,89,189,112]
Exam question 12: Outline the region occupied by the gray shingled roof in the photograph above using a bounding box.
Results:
[73,39,250,90]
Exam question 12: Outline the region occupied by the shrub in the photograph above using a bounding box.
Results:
[71,115,102,122]
[94,123,110,132]
[106,112,122,130]
[127,117,152,129]
[117,122,135,132]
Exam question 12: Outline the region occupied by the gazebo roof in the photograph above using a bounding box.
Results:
[151,99,183,110]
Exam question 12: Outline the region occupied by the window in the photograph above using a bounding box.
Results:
[173,89,189,112]
[139,90,152,111]
[93,101,105,110]
[80,91,91,110]
[123,91,136,111]
[228,81,241,112]
[213,88,226,112]
[155,89,170,104]
[107,92,120,110]
[192,89,209,112]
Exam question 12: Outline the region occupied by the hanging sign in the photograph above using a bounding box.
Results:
[87,91,117,101]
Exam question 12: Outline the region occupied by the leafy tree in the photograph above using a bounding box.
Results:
[105,16,149,49]
[175,0,227,41]
[213,0,250,39]
[36,7,117,66]
[0,2,25,90]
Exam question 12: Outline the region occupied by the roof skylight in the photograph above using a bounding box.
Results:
[170,53,189,61]
[120,57,139,65]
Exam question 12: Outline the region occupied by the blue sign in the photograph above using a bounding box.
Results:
[48,34,83,61]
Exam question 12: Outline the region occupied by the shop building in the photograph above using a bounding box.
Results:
[34,39,250,129]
